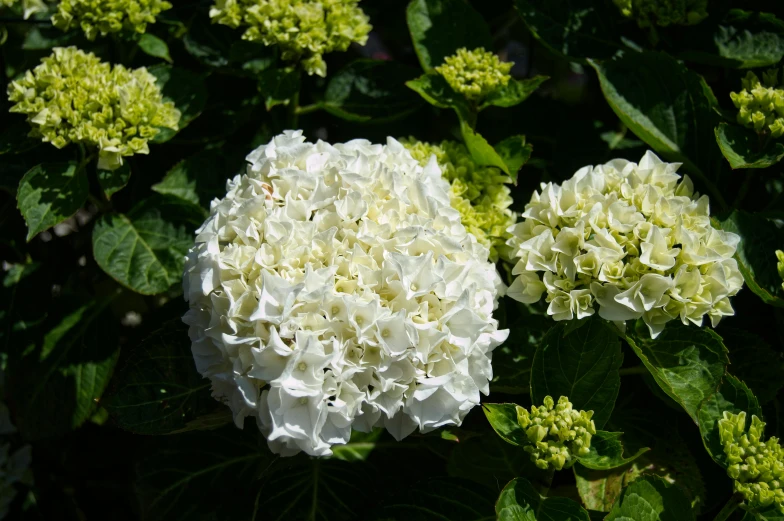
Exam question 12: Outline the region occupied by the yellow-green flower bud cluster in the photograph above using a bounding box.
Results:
[435,48,512,100]
[777,250,784,291]
[613,0,708,28]
[515,396,595,471]
[730,70,784,139]
[0,0,47,19]
[719,411,784,513]
[52,0,172,40]
[209,0,371,77]
[7,47,180,170]
[402,138,515,262]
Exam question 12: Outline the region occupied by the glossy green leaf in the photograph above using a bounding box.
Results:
[697,374,762,468]
[152,148,242,209]
[490,303,546,394]
[104,320,228,435]
[590,51,720,176]
[494,135,532,183]
[92,195,204,295]
[483,403,528,446]
[17,162,88,241]
[577,431,649,471]
[374,477,495,520]
[680,10,784,69]
[606,476,695,521]
[329,429,383,462]
[138,33,173,63]
[625,323,728,422]
[406,0,492,71]
[5,296,120,440]
[720,329,784,404]
[149,65,208,143]
[323,60,422,122]
[719,210,784,307]
[97,162,131,199]
[257,67,301,110]
[514,0,622,62]
[743,505,784,521]
[531,317,622,428]
[461,120,510,174]
[406,72,471,120]
[481,76,549,110]
[496,477,591,521]
[715,123,784,169]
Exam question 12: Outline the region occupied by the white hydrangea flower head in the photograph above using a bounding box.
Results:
[507,151,743,338]
[182,131,509,457]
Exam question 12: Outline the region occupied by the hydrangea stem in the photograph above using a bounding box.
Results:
[712,494,743,521]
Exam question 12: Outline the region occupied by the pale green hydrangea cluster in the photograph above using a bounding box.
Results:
[0,0,47,19]
[730,70,784,138]
[435,47,513,100]
[7,46,180,170]
[52,0,172,40]
[209,0,371,77]
[515,396,595,471]
[777,250,784,291]
[719,411,784,513]
[613,0,708,28]
[402,138,515,262]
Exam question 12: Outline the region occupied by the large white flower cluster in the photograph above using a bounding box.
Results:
[183,131,508,456]
[507,151,742,337]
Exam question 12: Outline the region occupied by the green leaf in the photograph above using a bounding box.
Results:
[496,477,591,521]
[719,210,784,307]
[148,65,208,143]
[5,296,120,440]
[589,52,720,176]
[625,323,729,422]
[513,0,623,62]
[406,72,471,120]
[103,320,228,435]
[17,162,88,241]
[605,476,695,521]
[138,33,173,63]
[743,505,784,521]
[480,76,549,110]
[680,10,784,69]
[577,431,649,471]
[531,317,622,428]
[461,120,510,174]
[152,148,242,209]
[257,67,301,111]
[697,374,762,468]
[494,135,533,183]
[490,303,546,395]
[323,60,422,122]
[720,329,784,404]
[374,477,495,520]
[329,429,383,462]
[483,403,528,446]
[715,123,784,169]
[406,0,492,71]
[137,425,271,521]
[92,195,204,295]
[97,162,131,199]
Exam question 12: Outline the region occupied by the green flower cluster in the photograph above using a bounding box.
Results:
[0,0,47,19]
[209,0,372,77]
[435,47,512,100]
[515,396,595,471]
[402,138,515,262]
[777,250,784,291]
[613,0,708,28]
[52,0,172,40]
[730,70,784,138]
[7,46,180,170]
[719,411,784,513]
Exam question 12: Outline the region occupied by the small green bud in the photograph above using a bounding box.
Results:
[776,250,784,291]
[434,47,513,100]
[400,138,516,262]
[210,0,372,77]
[515,395,595,471]
[730,68,784,137]
[7,47,180,170]
[613,0,708,28]
[719,411,784,514]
